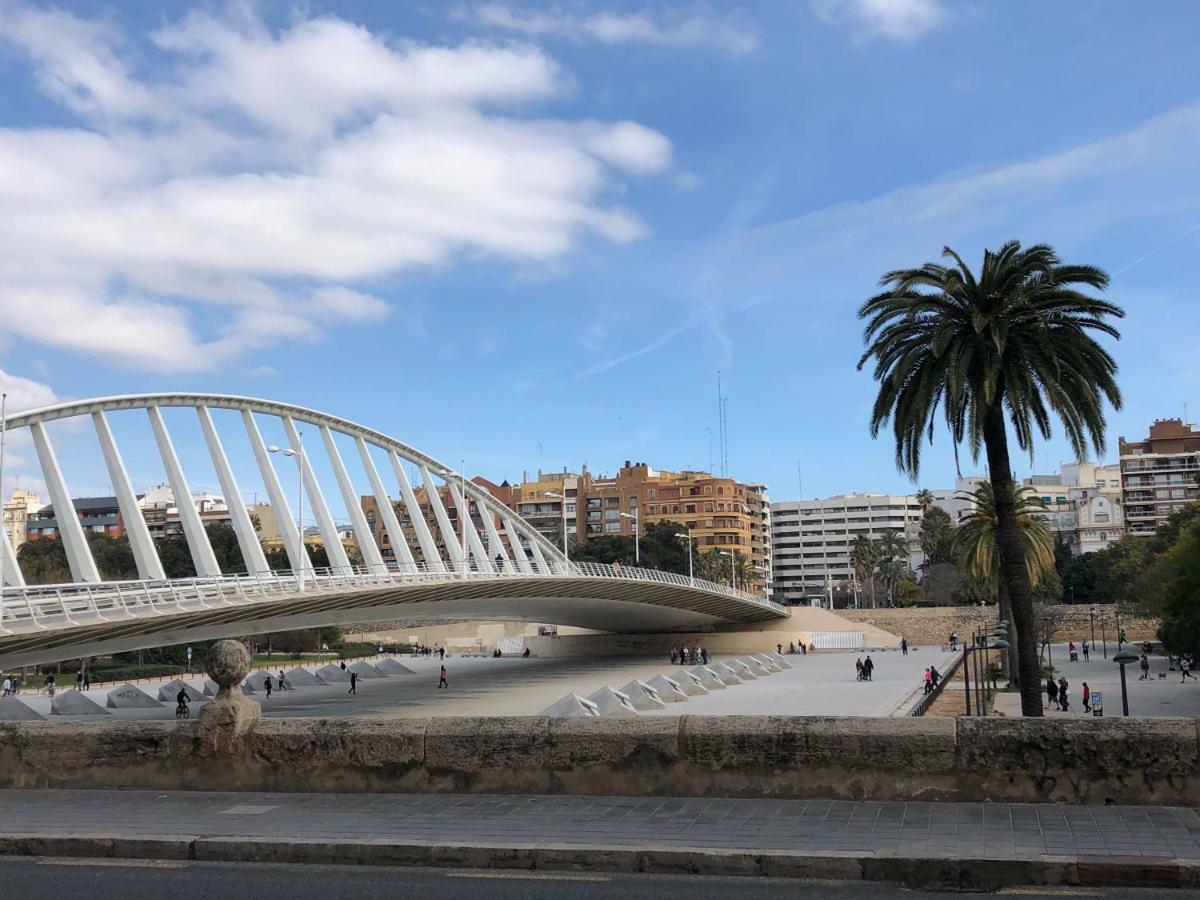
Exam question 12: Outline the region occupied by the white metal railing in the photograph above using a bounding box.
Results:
[0,561,785,634]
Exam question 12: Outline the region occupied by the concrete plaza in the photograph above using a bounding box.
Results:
[4,644,954,721]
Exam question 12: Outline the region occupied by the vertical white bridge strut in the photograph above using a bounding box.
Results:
[283,416,350,575]
[389,452,443,572]
[94,411,165,581]
[147,405,221,578]
[355,438,414,571]
[448,479,491,572]
[243,410,312,575]
[197,406,271,576]
[325,429,387,574]
[502,516,533,574]
[421,465,465,572]
[30,422,100,583]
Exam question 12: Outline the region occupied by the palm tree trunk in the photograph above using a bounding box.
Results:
[982,403,1042,716]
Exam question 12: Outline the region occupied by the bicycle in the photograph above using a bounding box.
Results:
[175,702,190,719]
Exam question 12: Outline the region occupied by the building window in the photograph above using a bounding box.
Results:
[704,486,712,496]
[686,504,696,513]
[705,502,714,512]
[717,487,724,496]
[648,489,656,499]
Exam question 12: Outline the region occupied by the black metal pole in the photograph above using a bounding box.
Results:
[963,647,972,716]
[1090,608,1096,651]
[1116,605,1123,650]
[1101,614,1108,659]
[1120,663,1130,716]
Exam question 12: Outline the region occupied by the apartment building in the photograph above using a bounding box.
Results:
[1120,418,1200,536]
[510,462,772,596]
[770,493,924,606]
[2,489,42,549]
[26,496,124,541]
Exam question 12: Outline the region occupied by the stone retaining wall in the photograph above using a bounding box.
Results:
[840,605,1159,647]
[2,715,1197,806]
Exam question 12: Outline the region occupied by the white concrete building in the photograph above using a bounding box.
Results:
[770,493,924,606]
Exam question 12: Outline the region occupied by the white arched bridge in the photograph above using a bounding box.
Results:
[0,394,785,668]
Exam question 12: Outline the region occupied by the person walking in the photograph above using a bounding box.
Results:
[264,675,273,699]
[670,646,678,665]
[1046,676,1059,710]
[700,647,708,665]
[1058,677,1070,713]
[348,671,358,695]
[340,660,347,671]
[777,643,783,655]
[923,667,932,694]
[900,637,909,656]
[1182,657,1197,682]
[75,671,83,692]
[1141,654,1152,681]
[855,658,864,681]
[863,656,875,682]
[1,676,10,698]
[439,647,445,661]
[1082,640,1090,661]
[1082,681,1091,713]
[930,665,940,688]
[438,665,448,689]
[1069,641,1078,662]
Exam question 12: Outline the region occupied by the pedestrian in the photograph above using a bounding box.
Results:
[923,667,931,694]
[863,656,875,682]
[439,647,445,661]
[1,676,10,697]
[438,665,448,689]
[1182,657,1197,682]
[701,647,708,666]
[1069,641,1078,662]
[1058,677,1070,712]
[777,643,783,655]
[1082,681,1091,713]
[900,637,908,656]
[264,675,273,699]
[789,641,796,655]
[670,646,677,665]
[340,660,347,671]
[75,671,83,691]
[82,670,90,691]
[1046,676,1059,710]
[855,658,864,681]
[930,665,940,688]
[1140,654,1151,681]
[1082,640,1090,661]
[279,670,287,690]
[348,671,358,695]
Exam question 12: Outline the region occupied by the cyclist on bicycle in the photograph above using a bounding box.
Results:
[43,674,56,698]
[175,686,190,718]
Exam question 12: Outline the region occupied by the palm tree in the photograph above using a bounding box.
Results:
[849,533,878,608]
[858,241,1123,716]
[915,488,935,513]
[694,548,752,589]
[874,530,910,606]
[954,482,1056,680]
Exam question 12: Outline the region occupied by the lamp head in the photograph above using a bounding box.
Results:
[1113,649,1140,665]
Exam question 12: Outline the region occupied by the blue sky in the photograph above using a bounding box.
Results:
[0,0,1197,511]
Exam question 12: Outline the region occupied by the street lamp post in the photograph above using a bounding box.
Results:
[1089,606,1096,653]
[674,529,693,582]
[267,434,305,592]
[619,509,639,565]
[1114,648,1139,716]
[719,550,735,590]
[962,620,1009,717]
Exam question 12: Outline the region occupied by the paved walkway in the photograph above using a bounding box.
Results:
[3,789,1199,861]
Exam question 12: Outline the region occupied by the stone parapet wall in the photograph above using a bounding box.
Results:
[2,715,1196,806]
[840,605,1159,647]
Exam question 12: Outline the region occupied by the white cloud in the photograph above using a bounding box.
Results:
[0,368,59,413]
[466,4,759,55]
[810,0,945,41]
[0,3,673,372]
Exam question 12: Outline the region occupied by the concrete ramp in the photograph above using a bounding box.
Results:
[682,667,716,693]
[645,674,689,703]
[754,654,783,672]
[376,659,415,675]
[157,680,203,702]
[539,693,599,718]
[283,667,322,687]
[51,690,109,716]
[769,652,792,669]
[716,663,743,685]
[106,684,161,709]
[733,659,760,679]
[316,665,351,683]
[616,680,667,711]
[0,697,44,720]
[348,661,385,679]
[586,686,639,718]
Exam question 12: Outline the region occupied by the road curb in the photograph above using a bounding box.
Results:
[0,832,1195,889]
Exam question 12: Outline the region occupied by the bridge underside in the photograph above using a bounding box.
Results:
[0,576,786,669]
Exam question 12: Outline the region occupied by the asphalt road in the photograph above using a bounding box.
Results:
[0,858,1195,899]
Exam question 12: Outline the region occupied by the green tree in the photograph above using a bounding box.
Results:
[874,530,910,606]
[953,482,1056,680]
[1155,519,1200,657]
[569,534,636,567]
[636,521,691,575]
[915,488,935,513]
[850,533,878,607]
[895,578,925,607]
[694,548,752,589]
[858,241,1123,715]
[918,506,955,566]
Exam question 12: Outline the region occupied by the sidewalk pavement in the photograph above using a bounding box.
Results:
[2,790,1199,890]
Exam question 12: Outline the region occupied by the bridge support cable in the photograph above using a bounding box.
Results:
[447,480,492,572]
[93,411,166,581]
[477,500,515,572]
[354,438,415,571]
[419,464,465,573]
[147,405,222,578]
[528,536,551,574]
[283,416,351,575]
[324,428,387,574]
[242,410,313,576]
[501,516,534,574]
[387,451,442,572]
[197,406,271,576]
[30,422,100,583]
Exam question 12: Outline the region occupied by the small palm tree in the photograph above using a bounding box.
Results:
[858,241,1122,715]
[955,482,1055,680]
[915,488,935,513]
[874,530,910,606]
[850,533,878,607]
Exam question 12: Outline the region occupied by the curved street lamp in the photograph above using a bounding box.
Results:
[674,529,693,582]
[1113,648,1140,716]
[267,437,304,593]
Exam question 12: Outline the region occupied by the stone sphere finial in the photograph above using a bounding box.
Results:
[207,639,250,695]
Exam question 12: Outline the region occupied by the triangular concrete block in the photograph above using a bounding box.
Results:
[105,683,161,709]
[316,664,351,683]
[616,680,667,710]
[157,680,204,702]
[769,652,792,669]
[248,671,293,691]
[376,659,415,675]
[283,667,322,687]
[0,697,44,721]
[539,692,599,718]
[645,674,689,703]
[681,667,715,693]
[586,686,640,717]
[51,690,110,716]
[203,679,219,697]
[347,661,385,678]
[716,663,743,684]
[732,660,758,679]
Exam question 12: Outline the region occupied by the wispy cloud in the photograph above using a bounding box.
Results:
[810,0,946,41]
[463,4,760,56]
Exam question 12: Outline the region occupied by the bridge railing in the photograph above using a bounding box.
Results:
[0,561,783,633]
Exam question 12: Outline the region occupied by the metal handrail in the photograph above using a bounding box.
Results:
[0,561,785,632]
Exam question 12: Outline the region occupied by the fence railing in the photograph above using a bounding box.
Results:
[0,560,785,633]
[909,650,964,717]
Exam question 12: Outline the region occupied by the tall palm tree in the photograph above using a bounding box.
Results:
[858,241,1122,716]
[850,533,878,608]
[874,530,910,606]
[954,482,1056,679]
[915,488,935,513]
